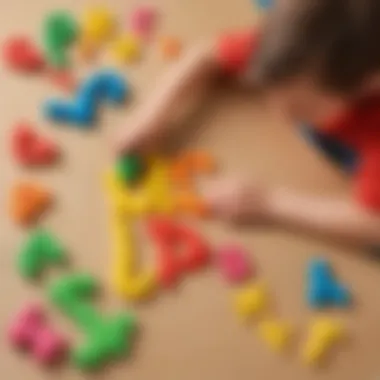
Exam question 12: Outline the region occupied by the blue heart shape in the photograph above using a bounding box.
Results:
[44,70,129,128]
[306,258,352,309]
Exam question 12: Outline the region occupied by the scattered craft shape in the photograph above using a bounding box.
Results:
[160,36,182,60]
[302,317,346,366]
[258,319,292,353]
[49,274,137,370]
[217,245,253,283]
[104,156,173,215]
[17,229,66,279]
[3,36,44,72]
[10,182,52,226]
[307,258,351,309]
[81,7,115,45]
[234,283,267,320]
[115,154,146,184]
[130,5,157,37]
[9,304,67,364]
[44,70,128,127]
[112,34,141,64]
[12,122,60,166]
[147,217,209,287]
[109,210,157,300]
[43,10,78,67]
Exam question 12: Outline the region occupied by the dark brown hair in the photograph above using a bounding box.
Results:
[254,0,380,94]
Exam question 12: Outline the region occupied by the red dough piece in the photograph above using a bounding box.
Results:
[47,69,77,92]
[12,123,60,166]
[3,36,44,72]
[147,218,210,287]
[217,30,259,75]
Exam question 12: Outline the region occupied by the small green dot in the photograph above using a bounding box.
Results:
[116,155,145,184]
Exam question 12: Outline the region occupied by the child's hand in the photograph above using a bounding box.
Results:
[114,113,158,154]
[202,177,271,224]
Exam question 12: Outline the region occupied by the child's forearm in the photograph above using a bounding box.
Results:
[266,188,380,248]
[117,40,220,152]
[140,41,218,127]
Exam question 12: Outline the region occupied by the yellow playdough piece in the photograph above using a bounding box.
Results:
[112,34,141,64]
[103,157,174,300]
[104,157,173,216]
[81,7,115,45]
[258,319,292,352]
[109,208,157,300]
[234,283,267,320]
[302,318,345,366]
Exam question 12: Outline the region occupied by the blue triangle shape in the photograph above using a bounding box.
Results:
[306,258,352,309]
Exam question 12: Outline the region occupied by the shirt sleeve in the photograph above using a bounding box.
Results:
[216,29,259,76]
[355,150,380,212]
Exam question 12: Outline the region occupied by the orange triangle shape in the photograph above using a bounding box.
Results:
[10,182,52,225]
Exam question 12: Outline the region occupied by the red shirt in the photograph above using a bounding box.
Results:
[322,96,380,211]
[217,30,380,212]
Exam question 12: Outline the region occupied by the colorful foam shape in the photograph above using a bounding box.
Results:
[116,154,145,184]
[10,182,52,226]
[112,34,142,64]
[17,229,66,279]
[130,5,157,37]
[160,36,182,60]
[234,283,267,320]
[82,7,115,45]
[175,191,209,217]
[9,304,67,364]
[12,122,60,166]
[258,319,292,353]
[256,0,274,10]
[43,10,78,67]
[217,245,253,283]
[3,36,44,72]
[170,151,216,185]
[49,274,137,370]
[104,156,173,215]
[44,70,128,127]
[307,258,352,309]
[47,69,77,92]
[147,218,209,287]
[109,210,157,300]
[302,318,345,366]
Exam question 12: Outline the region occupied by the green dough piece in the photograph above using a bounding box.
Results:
[17,229,66,279]
[49,274,137,370]
[116,155,145,184]
[43,10,78,67]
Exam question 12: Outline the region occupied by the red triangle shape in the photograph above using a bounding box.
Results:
[147,218,210,287]
[12,122,60,166]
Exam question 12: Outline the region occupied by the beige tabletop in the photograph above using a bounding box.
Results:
[1,0,380,379]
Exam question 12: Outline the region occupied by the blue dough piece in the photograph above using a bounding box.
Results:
[44,98,95,126]
[44,70,129,127]
[83,71,127,104]
[256,0,274,10]
[306,258,352,309]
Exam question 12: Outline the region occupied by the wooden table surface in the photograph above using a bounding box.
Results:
[1,1,380,379]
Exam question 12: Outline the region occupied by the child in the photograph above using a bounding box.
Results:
[116,0,380,249]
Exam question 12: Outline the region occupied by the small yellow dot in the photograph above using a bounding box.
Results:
[112,34,142,64]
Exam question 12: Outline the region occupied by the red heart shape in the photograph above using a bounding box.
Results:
[3,37,44,72]
[12,123,60,166]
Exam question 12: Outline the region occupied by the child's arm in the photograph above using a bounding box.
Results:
[115,30,257,153]
[115,40,220,153]
[268,188,380,247]
[205,179,380,248]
